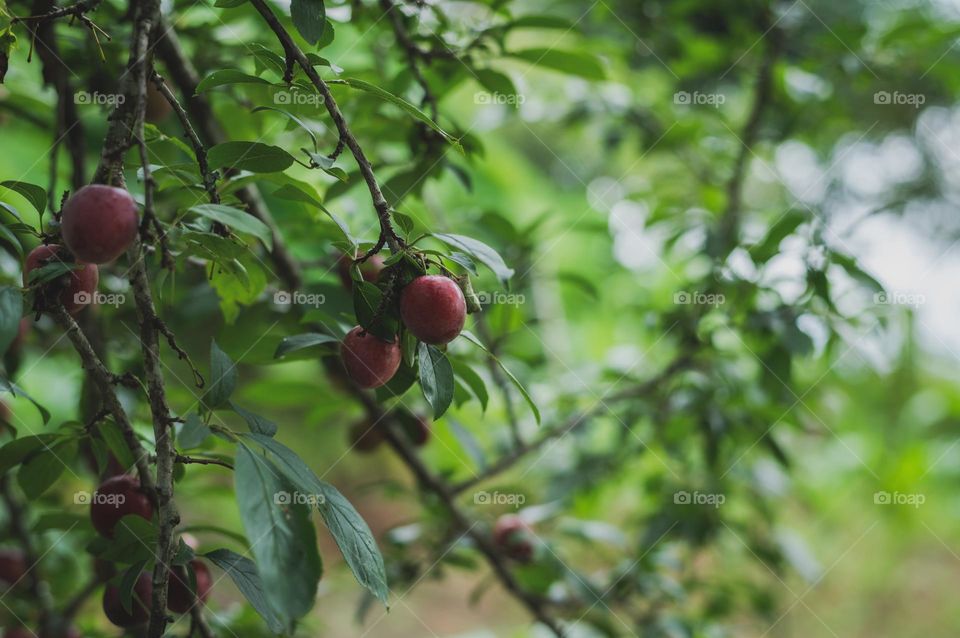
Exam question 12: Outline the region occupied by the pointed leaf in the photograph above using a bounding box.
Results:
[418,343,454,419]
[205,549,285,633]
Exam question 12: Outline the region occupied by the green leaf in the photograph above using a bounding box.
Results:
[206,340,237,409]
[474,68,519,106]
[178,413,212,449]
[0,223,23,258]
[271,183,323,208]
[0,286,22,353]
[102,515,158,564]
[375,360,417,401]
[451,360,488,412]
[118,560,148,615]
[832,252,883,292]
[328,78,461,150]
[447,252,478,276]
[556,271,599,299]
[447,417,487,471]
[26,260,80,286]
[418,343,454,419]
[393,212,415,236]
[252,106,319,153]
[189,204,274,249]
[242,433,389,605]
[207,141,295,174]
[0,376,50,423]
[269,183,355,245]
[195,69,270,93]
[750,211,806,263]
[432,233,514,285]
[291,0,326,44]
[508,49,606,80]
[0,201,21,222]
[353,281,398,341]
[305,52,341,70]
[204,549,285,633]
[0,181,46,216]
[0,434,60,475]
[17,439,76,498]
[231,402,278,437]
[460,331,540,424]
[98,420,135,470]
[274,333,339,359]
[235,445,321,630]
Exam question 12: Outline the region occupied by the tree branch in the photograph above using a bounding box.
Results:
[174,454,234,470]
[347,386,567,637]
[11,0,101,25]
[715,21,782,255]
[379,0,438,120]
[149,71,219,205]
[52,305,156,493]
[154,24,302,291]
[248,0,404,254]
[90,0,179,634]
[189,605,216,638]
[451,354,693,495]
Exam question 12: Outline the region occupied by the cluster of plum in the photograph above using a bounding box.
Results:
[24,184,139,314]
[0,471,211,634]
[338,254,468,391]
[334,256,540,564]
[89,474,212,628]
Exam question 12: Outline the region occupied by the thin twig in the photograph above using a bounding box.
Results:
[175,454,234,470]
[53,305,156,494]
[154,24,302,290]
[379,0,438,120]
[90,0,180,634]
[189,606,216,638]
[346,384,568,637]
[150,72,220,205]
[249,0,405,254]
[715,20,782,255]
[450,354,693,495]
